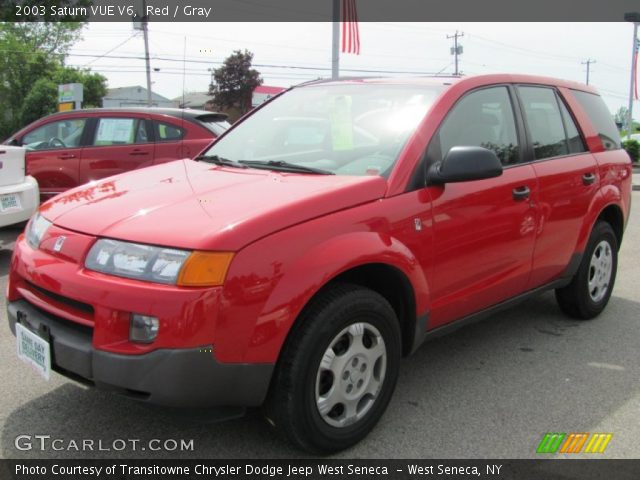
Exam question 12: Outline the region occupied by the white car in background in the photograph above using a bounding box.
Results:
[0,146,38,227]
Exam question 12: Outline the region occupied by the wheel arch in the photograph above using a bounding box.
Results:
[316,263,420,357]
[249,232,431,364]
[595,203,624,249]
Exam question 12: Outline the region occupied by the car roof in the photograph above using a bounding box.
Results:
[299,73,598,94]
[33,107,228,123]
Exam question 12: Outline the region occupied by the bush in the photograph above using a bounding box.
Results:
[623,139,639,163]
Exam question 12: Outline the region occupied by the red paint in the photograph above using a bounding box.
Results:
[7,75,631,366]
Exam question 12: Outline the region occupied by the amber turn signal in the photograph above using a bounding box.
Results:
[177,251,234,286]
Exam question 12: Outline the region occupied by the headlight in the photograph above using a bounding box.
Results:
[85,239,233,286]
[25,213,52,249]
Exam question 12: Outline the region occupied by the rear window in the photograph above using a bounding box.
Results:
[196,115,231,136]
[571,90,621,151]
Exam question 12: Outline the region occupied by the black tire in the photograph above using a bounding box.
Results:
[555,221,618,320]
[264,283,401,454]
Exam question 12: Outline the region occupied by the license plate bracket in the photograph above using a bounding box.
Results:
[15,312,51,380]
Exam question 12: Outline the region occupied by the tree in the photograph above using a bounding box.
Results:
[209,50,262,114]
[0,22,84,55]
[614,106,628,128]
[19,68,108,127]
[0,22,106,138]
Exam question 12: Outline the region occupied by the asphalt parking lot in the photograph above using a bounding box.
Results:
[1,193,639,460]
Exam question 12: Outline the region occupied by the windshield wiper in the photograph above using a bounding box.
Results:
[195,155,248,169]
[239,160,335,175]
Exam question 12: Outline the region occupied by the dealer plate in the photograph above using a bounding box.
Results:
[0,193,21,212]
[16,322,51,380]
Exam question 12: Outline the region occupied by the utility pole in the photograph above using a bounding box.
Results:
[447,31,464,76]
[581,59,596,85]
[141,0,152,106]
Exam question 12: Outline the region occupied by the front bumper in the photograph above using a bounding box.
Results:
[7,300,274,408]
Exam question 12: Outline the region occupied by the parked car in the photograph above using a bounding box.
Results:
[6,74,631,453]
[5,108,229,200]
[0,146,39,228]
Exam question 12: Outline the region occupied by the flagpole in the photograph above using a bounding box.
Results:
[332,0,340,79]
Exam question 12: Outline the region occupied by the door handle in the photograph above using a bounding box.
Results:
[512,186,530,201]
[129,151,149,156]
[582,172,596,185]
[57,154,76,159]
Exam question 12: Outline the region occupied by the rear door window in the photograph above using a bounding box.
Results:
[571,90,621,151]
[518,87,570,159]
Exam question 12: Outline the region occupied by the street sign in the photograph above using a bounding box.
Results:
[58,83,83,109]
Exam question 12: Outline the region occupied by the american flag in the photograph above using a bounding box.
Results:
[341,0,360,55]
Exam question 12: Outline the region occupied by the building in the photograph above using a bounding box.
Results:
[252,85,286,107]
[172,92,215,110]
[102,86,174,108]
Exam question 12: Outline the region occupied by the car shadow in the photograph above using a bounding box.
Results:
[1,293,639,459]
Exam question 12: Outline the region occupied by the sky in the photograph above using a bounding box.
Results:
[67,22,637,115]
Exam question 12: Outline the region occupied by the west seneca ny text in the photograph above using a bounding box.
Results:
[15,4,213,19]
[15,463,505,477]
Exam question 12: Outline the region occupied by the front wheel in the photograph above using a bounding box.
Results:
[555,221,618,319]
[264,284,401,453]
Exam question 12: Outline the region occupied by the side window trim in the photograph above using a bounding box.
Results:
[506,84,531,166]
[81,117,98,147]
[553,90,572,153]
[144,119,156,142]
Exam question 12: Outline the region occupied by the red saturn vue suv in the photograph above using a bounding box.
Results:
[4,108,229,201]
[6,74,631,453]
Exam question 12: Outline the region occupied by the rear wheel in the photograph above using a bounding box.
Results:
[555,221,618,319]
[264,283,401,453]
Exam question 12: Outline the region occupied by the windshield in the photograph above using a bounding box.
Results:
[203,84,443,177]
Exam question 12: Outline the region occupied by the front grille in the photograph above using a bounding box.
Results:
[26,281,94,317]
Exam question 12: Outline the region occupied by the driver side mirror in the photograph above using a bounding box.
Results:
[8,138,21,147]
[427,146,503,185]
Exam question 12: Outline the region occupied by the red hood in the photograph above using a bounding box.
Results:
[40,159,387,251]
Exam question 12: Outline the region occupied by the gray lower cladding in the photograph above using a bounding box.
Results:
[7,300,274,409]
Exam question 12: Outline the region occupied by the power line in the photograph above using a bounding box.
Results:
[81,32,140,67]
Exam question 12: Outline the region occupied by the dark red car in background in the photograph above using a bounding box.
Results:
[5,108,229,200]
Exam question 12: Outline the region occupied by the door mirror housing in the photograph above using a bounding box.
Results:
[427,146,503,184]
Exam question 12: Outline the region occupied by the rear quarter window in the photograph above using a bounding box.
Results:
[571,90,621,151]
[155,122,184,142]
